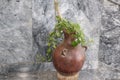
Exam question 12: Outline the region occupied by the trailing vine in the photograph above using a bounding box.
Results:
[37,0,92,62]
[46,16,87,61]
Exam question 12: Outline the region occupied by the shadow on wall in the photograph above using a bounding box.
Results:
[33,25,50,62]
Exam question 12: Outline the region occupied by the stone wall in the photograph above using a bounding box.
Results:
[0,0,33,64]
[99,0,120,70]
[32,0,55,61]
[0,0,120,74]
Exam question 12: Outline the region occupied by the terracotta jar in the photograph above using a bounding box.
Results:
[52,31,87,75]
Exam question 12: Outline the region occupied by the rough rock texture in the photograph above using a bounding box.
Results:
[33,0,101,69]
[32,0,55,60]
[1,64,120,80]
[99,0,120,70]
[0,0,33,64]
[1,62,120,80]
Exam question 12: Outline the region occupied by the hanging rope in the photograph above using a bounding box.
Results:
[54,0,62,18]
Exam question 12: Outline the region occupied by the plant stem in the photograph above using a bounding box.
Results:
[54,0,62,18]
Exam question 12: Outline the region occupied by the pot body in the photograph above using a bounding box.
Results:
[52,32,86,75]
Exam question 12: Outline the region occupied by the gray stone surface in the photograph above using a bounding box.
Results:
[0,62,120,80]
[99,0,120,70]
[0,64,120,80]
[32,0,55,60]
[101,0,120,11]
[98,62,120,80]
[0,62,55,74]
[0,0,33,64]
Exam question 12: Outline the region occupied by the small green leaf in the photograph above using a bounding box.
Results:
[71,41,78,47]
[47,48,51,54]
[48,42,51,46]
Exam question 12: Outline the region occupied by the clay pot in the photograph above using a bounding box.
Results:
[52,31,87,75]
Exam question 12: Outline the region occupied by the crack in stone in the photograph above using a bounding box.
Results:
[107,0,120,10]
[108,0,120,6]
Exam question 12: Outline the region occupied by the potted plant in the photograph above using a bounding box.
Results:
[46,0,90,80]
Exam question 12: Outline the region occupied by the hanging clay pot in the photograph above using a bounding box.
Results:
[52,31,87,80]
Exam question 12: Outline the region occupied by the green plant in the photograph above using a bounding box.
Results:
[35,53,46,62]
[39,0,93,62]
[46,16,88,61]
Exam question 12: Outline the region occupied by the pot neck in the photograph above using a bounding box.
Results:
[63,31,75,48]
[63,31,87,50]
